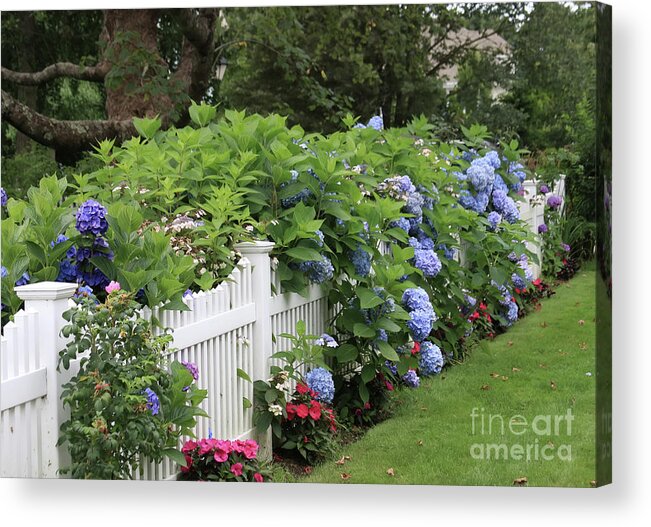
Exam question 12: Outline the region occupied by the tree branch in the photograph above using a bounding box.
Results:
[174,8,219,54]
[1,89,134,153]
[1,62,109,86]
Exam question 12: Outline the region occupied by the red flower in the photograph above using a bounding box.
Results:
[515,288,522,295]
[296,403,309,419]
[411,342,421,355]
[484,313,492,323]
[385,380,394,391]
[296,383,309,395]
[254,472,264,482]
[213,440,232,463]
[242,439,259,460]
[308,400,322,420]
[303,436,310,443]
[469,311,480,322]
[363,402,371,410]
[479,302,488,311]
[180,454,193,473]
[285,403,297,421]
[230,462,243,477]
[181,440,198,453]
[355,409,362,416]
[198,438,218,456]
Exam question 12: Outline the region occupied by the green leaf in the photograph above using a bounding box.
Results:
[358,381,370,403]
[361,364,376,384]
[356,287,385,309]
[163,448,188,468]
[353,323,376,338]
[284,246,323,262]
[377,341,399,361]
[237,368,252,383]
[335,343,358,363]
[242,397,252,410]
[133,116,161,139]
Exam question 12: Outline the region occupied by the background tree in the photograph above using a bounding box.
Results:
[2,8,221,163]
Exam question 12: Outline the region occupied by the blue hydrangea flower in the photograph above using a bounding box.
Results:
[1,187,7,207]
[487,211,502,231]
[1,266,7,278]
[484,151,501,169]
[402,369,420,388]
[73,285,95,301]
[512,273,527,290]
[305,367,335,404]
[349,245,372,277]
[491,190,520,223]
[389,217,411,233]
[437,244,456,260]
[377,329,388,342]
[366,115,384,131]
[492,174,509,193]
[15,272,30,287]
[384,360,398,376]
[508,162,527,183]
[143,388,160,415]
[296,255,334,284]
[75,199,108,236]
[402,287,431,312]
[419,341,444,376]
[407,308,436,342]
[413,248,442,278]
[280,170,313,208]
[467,157,495,192]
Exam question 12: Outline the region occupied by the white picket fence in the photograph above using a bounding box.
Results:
[0,177,563,479]
[0,241,329,479]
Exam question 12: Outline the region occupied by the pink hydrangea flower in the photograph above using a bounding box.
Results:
[105,281,121,294]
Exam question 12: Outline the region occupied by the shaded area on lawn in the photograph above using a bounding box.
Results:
[292,265,596,487]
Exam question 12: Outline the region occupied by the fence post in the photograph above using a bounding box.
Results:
[14,281,77,478]
[234,241,275,460]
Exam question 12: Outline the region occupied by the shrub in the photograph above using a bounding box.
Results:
[57,286,208,479]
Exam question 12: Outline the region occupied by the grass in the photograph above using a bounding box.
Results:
[287,265,597,487]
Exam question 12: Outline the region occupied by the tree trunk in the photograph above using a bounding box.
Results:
[101,9,174,121]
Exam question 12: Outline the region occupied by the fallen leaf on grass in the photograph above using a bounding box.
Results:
[539,363,547,369]
[501,376,509,381]
[417,440,424,446]
[340,473,351,480]
[550,381,557,390]
[512,367,521,372]
[481,384,491,391]
[546,441,555,448]
[578,319,585,325]
[420,407,428,411]
[540,321,548,328]
[590,480,597,487]
[507,340,513,347]
[579,342,588,350]
[386,468,395,477]
[490,372,501,378]
[513,477,528,486]
[335,456,351,465]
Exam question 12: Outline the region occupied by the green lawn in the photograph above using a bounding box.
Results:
[296,266,597,487]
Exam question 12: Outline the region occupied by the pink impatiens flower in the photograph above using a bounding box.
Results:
[213,440,233,463]
[253,472,264,482]
[230,463,243,477]
[105,281,121,294]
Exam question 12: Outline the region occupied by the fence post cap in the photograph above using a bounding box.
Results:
[14,281,78,301]
[234,240,275,254]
